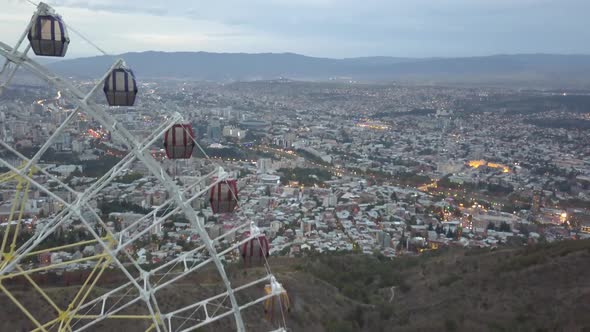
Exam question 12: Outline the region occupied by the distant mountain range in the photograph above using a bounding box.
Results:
[45,52,590,88]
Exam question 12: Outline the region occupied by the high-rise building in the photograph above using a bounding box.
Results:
[222,126,246,139]
[257,158,272,174]
[207,120,222,142]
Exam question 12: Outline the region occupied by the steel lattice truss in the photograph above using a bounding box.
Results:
[0,2,288,332]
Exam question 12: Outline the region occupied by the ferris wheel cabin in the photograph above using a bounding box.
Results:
[164,124,195,159]
[209,178,239,213]
[240,233,269,263]
[103,68,138,106]
[27,15,69,57]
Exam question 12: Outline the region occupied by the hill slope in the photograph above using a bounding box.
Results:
[296,239,590,331]
[45,52,590,88]
[1,240,589,331]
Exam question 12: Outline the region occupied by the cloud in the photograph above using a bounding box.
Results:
[50,0,169,16]
[0,0,588,58]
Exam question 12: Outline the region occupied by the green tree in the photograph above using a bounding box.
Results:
[499,221,511,232]
[446,228,455,239]
[390,192,398,202]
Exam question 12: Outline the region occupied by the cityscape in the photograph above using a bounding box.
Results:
[1,1,590,332]
[3,82,588,260]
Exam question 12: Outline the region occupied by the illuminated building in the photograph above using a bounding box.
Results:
[467,160,510,173]
[222,125,246,139]
[531,190,545,214]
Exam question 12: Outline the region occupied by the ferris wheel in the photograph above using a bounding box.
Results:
[0,2,289,332]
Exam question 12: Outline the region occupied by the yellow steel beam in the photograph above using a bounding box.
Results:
[0,168,25,183]
[16,265,62,315]
[62,256,112,330]
[0,282,47,332]
[73,258,111,308]
[10,169,33,254]
[67,256,106,312]
[0,253,107,280]
[0,162,37,184]
[0,172,17,182]
[30,317,60,332]
[0,163,36,261]
[71,314,155,319]
[25,237,107,257]
[1,177,23,255]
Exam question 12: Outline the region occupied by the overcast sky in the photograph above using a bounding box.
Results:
[1,0,589,59]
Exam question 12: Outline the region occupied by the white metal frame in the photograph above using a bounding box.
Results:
[0,3,288,331]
